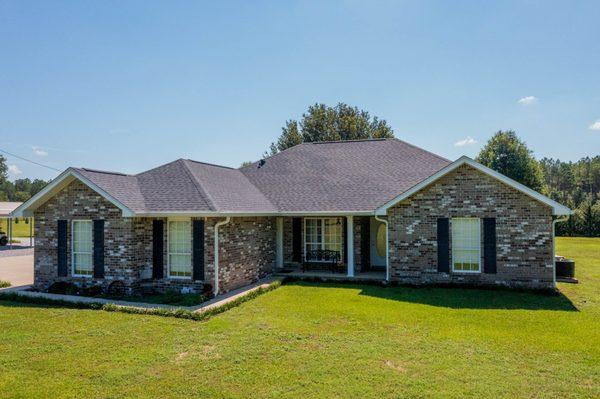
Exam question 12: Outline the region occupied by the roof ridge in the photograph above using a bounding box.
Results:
[185,159,234,170]
[308,138,388,144]
[390,138,452,163]
[180,159,217,211]
[134,158,184,177]
[78,167,130,176]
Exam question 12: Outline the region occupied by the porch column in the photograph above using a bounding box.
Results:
[276,217,284,269]
[346,216,354,277]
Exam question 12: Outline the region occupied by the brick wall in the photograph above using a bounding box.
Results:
[387,164,554,289]
[33,180,277,295]
[205,217,276,293]
[33,180,140,292]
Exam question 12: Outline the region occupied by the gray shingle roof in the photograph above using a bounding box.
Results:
[240,138,450,212]
[71,138,451,214]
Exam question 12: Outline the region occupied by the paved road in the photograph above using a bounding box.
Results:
[0,237,34,258]
[0,254,33,287]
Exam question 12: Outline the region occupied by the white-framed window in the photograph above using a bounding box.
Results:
[451,217,481,273]
[72,220,93,277]
[168,219,192,278]
[304,218,343,261]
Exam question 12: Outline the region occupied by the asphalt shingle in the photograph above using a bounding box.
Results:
[72,138,451,214]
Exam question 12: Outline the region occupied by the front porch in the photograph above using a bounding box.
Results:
[274,215,388,281]
[276,268,386,282]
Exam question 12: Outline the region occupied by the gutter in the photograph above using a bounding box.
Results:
[213,217,231,297]
[374,215,390,282]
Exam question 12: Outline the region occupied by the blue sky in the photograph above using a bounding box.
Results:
[1,0,599,181]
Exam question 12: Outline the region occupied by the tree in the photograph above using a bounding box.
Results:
[268,103,394,155]
[476,130,545,192]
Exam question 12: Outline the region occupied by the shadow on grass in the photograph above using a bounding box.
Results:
[284,281,578,311]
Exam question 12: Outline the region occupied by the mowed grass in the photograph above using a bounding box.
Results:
[0,218,33,237]
[0,238,598,398]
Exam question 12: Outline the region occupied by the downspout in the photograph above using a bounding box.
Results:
[374,215,389,282]
[213,217,231,297]
[552,215,569,288]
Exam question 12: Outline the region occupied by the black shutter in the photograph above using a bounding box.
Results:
[360,217,370,271]
[292,218,301,262]
[57,220,68,277]
[342,218,348,263]
[192,219,205,281]
[483,218,497,274]
[152,220,164,279]
[93,220,105,278]
[437,218,450,273]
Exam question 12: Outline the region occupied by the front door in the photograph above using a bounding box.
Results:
[370,218,386,269]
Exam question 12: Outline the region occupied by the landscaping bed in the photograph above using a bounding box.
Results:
[39,281,208,306]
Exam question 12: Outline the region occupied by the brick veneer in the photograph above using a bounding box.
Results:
[387,164,554,289]
[33,166,555,294]
[34,180,140,292]
[33,180,276,295]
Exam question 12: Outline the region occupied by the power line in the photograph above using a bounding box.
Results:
[0,148,63,172]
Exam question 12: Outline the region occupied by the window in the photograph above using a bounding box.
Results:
[304,218,343,261]
[451,218,481,272]
[168,220,192,278]
[72,220,93,276]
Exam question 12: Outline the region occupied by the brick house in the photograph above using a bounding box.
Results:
[12,139,571,296]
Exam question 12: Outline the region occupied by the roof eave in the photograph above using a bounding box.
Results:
[10,168,136,218]
[374,156,573,216]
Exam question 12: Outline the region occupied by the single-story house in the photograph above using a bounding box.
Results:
[12,138,571,296]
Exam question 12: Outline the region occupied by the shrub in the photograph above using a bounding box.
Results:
[47,281,78,295]
[0,280,11,289]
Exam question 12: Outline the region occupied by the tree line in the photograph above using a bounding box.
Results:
[0,104,597,237]
[0,156,49,202]
[266,104,599,237]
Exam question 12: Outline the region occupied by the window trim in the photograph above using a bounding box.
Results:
[71,219,94,278]
[451,217,481,274]
[303,217,343,263]
[167,218,193,279]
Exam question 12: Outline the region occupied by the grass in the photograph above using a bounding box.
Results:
[0,237,598,398]
[0,218,33,238]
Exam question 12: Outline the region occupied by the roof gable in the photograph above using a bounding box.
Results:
[374,156,572,216]
[12,169,137,217]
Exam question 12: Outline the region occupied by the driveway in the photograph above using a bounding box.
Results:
[0,238,34,286]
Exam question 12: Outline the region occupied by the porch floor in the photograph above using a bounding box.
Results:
[275,269,386,282]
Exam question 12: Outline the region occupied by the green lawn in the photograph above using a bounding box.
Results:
[0,218,33,237]
[0,237,598,398]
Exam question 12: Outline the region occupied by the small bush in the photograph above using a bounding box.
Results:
[80,285,103,297]
[0,280,11,289]
[47,281,78,295]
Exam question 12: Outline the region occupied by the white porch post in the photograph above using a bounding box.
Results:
[346,216,354,277]
[276,217,284,269]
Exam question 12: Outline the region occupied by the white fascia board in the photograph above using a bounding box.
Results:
[10,168,136,218]
[375,156,573,216]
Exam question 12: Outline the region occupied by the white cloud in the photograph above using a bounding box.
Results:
[454,136,477,147]
[517,96,538,106]
[589,120,600,131]
[32,146,48,156]
[8,164,22,176]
